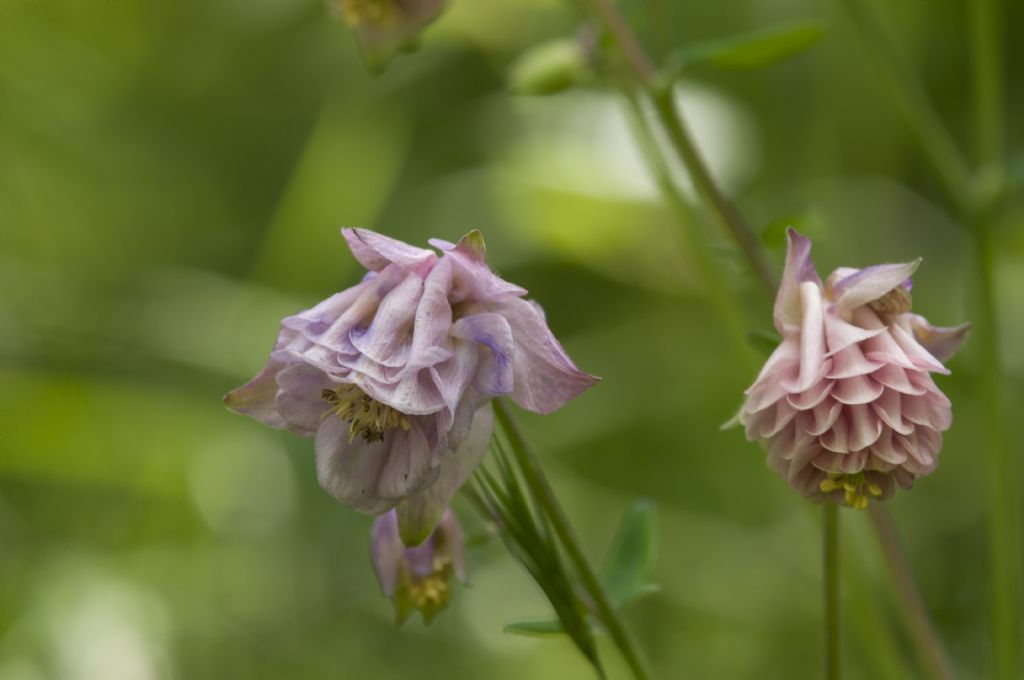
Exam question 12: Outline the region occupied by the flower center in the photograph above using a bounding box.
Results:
[868,286,912,315]
[322,384,411,444]
[338,0,402,27]
[407,555,454,618]
[819,472,883,510]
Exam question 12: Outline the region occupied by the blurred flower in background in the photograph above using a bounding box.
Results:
[333,0,447,71]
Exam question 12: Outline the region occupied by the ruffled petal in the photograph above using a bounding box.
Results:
[451,312,515,396]
[370,511,405,596]
[908,315,970,363]
[774,228,822,332]
[342,228,437,273]
[223,358,288,429]
[395,404,493,545]
[832,259,920,317]
[349,272,422,367]
[495,297,599,414]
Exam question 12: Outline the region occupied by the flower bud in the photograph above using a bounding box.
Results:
[370,508,465,624]
[331,0,446,72]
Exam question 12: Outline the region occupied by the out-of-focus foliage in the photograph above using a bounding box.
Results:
[1,0,1022,678]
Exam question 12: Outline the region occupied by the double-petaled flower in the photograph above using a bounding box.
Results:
[740,229,969,507]
[225,229,597,542]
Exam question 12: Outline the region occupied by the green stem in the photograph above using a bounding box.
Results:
[585,0,776,294]
[824,504,840,680]
[975,219,1020,679]
[969,0,1019,677]
[494,399,653,680]
[867,506,954,680]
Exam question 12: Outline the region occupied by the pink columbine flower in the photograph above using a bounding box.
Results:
[740,229,969,508]
[225,229,597,542]
[371,507,465,624]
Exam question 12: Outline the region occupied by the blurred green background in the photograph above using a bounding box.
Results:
[1,0,1022,678]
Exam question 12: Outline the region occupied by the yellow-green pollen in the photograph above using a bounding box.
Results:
[819,472,883,510]
[322,384,411,444]
[408,561,452,613]
[338,0,402,27]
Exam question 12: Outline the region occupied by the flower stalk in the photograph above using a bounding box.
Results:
[494,399,652,680]
[824,504,840,680]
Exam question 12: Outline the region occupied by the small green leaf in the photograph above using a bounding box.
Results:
[508,38,590,96]
[600,499,659,609]
[747,329,783,356]
[670,21,825,73]
[504,619,565,637]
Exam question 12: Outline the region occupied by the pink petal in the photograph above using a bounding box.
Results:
[395,404,493,545]
[871,363,926,395]
[832,259,921,316]
[348,273,423,367]
[370,511,404,596]
[870,428,908,465]
[831,374,884,405]
[824,311,885,357]
[793,282,827,392]
[786,377,835,411]
[451,312,515,396]
[494,297,599,414]
[871,389,915,435]
[223,358,288,429]
[819,410,849,453]
[908,314,971,362]
[805,398,843,436]
[826,343,884,379]
[846,403,883,451]
[342,228,437,273]
[274,362,339,436]
[404,256,455,373]
[889,323,949,374]
[774,228,822,333]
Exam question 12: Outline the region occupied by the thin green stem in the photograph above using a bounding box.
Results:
[621,87,760,372]
[975,219,1020,679]
[494,400,652,680]
[585,0,776,294]
[969,0,1020,676]
[867,506,953,680]
[837,0,974,213]
[824,504,840,680]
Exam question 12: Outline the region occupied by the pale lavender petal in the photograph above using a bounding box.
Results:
[223,359,288,429]
[774,228,822,332]
[274,362,338,435]
[888,323,949,374]
[349,273,423,367]
[793,282,827,392]
[342,228,437,273]
[395,404,493,545]
[451,312,515,396]
[370,510,404,596]
[405,256,454,373]
[908,315,971,362]
[444,232,528,303]
[495,297,599,414]
[833,259,921,316]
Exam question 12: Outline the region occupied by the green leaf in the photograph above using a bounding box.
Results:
[747,329,783,356]
[504,619,565,637]
[600,499,659,609]
[670,21,825,73]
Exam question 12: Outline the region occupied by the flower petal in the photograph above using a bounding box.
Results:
[495,297,599,414]
[908,315,971,363]
[832,259,921,316]
[451,312,515,396]
[223,358,288,429]
[342,228,437,273]
[370,511,404,596]
[395,404,493,545]
[774,228,822,332]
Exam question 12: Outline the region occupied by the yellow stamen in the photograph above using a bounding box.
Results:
[820,472,884,510]
[322,384,411,443]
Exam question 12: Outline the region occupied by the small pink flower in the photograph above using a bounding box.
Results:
[740,229,969,508]
[225,229,597,542]
[370,507,465,624]
[332,0,446,72]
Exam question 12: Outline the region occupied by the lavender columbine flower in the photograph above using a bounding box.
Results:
[225,229,597,542]
[332,0,446,71]
[740,229,969,508]
[371,508,465,624]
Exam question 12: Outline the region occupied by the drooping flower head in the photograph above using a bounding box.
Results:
[740,229,969,508]
[371,507,465,624]
[225,229,598,542]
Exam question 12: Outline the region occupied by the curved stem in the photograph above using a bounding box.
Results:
[867,506,953,680]
[824,504,841,680]
[494,400,653,680]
